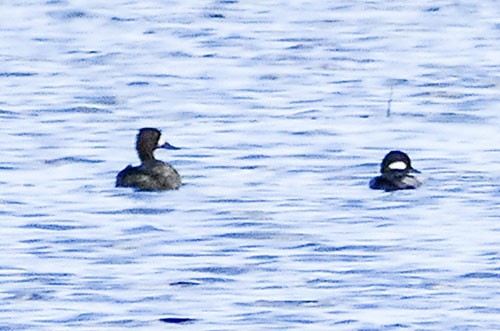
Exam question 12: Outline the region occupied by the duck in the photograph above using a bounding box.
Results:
[369,150,422,191]
[116,128,181,191]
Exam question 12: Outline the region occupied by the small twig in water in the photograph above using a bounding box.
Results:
[386,85,393,117]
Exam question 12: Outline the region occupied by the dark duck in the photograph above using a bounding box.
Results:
[116,128,181,191]
[369,150,422,191]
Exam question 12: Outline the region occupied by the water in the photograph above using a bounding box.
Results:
[1,0,500,330]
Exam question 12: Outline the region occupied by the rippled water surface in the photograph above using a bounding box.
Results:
[1,1,500,330]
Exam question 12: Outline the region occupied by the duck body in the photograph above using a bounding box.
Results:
[369,171,421,191]
[116,128,181,191]
[116,160,181,191]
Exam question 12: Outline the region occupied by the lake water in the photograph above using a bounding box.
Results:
[1,0,500,330]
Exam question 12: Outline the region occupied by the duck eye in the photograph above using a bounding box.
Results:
[388,161,407,170]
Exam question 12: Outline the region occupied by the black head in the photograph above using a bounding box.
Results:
[380,150,417,174]
[136,128,179,161]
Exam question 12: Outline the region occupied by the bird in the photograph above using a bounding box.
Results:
[369,150,422,191]
[116,128,181,191]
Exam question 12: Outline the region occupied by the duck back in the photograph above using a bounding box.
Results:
[369,173,420,191]
[116,160,181,191]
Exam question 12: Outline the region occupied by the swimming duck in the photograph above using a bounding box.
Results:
[116,128,181,191]
[369,150,422,191]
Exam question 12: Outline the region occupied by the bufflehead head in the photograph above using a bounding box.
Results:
[380,150,419,174]
[136,128,180,161]
[370,150,422,191]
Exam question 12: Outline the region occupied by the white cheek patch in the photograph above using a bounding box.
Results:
[388,161,407,170]
[157,135,167,147]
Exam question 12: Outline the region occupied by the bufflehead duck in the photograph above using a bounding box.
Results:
[116,128,181,191]
[369,150,422,191]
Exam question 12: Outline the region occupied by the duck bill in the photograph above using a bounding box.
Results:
[158,142,181,150]
[409,168,421,174]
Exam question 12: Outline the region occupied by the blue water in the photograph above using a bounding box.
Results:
[1,1,500,330]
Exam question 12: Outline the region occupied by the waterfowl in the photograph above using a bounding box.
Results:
[369,150,422,191]
[116,128,181,191]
